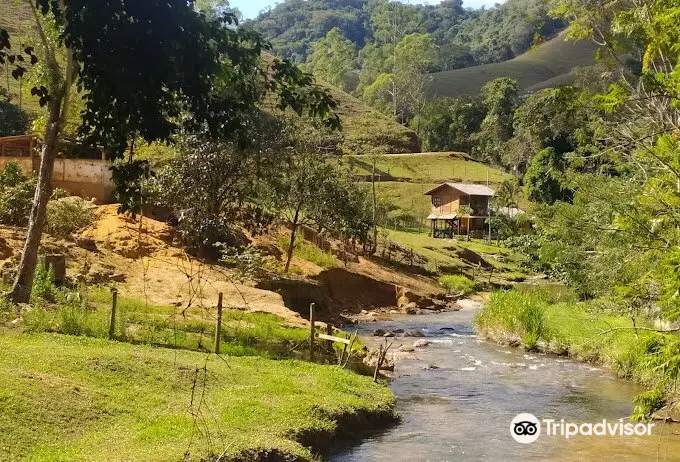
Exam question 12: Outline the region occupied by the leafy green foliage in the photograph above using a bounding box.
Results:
[414,97,485,152]
[0,100,29,137]
[523,147,573,204]
[110,160,154,216]
[218,243,274,282]
[472,77,520,163]
[45,198,94,238]
[438,274,476,295]
[251,0,564,70]
[31,261,55,302]
[0,162,35,226]
[303,27,357,90]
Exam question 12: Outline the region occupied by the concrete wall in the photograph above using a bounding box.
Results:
[0,156,115,203]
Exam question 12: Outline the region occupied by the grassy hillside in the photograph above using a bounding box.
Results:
[0,0,40,114]
[426,30,600,98]
[344,152,511,183]
[261,52,419,153]
[0,331,394,461]
[344,152,515,223]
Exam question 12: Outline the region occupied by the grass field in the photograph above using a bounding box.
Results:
[426,30,600,98]
[0,331,395,461]
[344,152,511,183]
[20,286,312,358]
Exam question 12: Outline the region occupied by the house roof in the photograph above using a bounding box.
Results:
[424,182,495,197]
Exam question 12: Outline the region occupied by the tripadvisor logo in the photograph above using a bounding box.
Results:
[510,413,655,444]
[511,413,541,444]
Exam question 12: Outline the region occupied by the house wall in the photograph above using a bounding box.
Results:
[0,156,115,203]
[431,188,462,214]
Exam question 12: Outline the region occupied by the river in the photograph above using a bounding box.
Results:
[332,303,680,461]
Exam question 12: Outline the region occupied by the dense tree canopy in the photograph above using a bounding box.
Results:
[250,0,564,71]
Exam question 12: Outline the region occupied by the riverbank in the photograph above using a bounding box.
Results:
[475,286,676,419]
[0,331,396,461]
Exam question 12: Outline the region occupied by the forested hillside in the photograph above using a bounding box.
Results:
[247,0,593,130]
[426,29,599,98]
[249,0,564,69]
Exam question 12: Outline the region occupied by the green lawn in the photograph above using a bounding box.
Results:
[0,331,395,461]
[22,287,311,358]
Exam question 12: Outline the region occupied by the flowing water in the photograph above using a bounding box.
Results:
[332,303,680,461]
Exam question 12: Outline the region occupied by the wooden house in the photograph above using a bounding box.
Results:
[424,182,495,238]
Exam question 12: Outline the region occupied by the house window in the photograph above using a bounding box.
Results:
[432,196,442,207]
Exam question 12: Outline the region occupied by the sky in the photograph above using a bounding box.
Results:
[234,0,504,20]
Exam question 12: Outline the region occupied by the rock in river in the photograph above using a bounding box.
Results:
[413,339,429,348]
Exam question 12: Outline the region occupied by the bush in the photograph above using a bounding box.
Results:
[0,100,30,137]
[0,162,35,226]
[45,197,94,238]
[31,262,56,302]
[218,244,274,282]
[438,274,476,295]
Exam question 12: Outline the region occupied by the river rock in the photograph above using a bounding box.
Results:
[373,329,386,337]
[393,328,405,334]
[362,348,395,371]
[410,330,425,337]
[397,345,415,352]
[383,331,395,337]
[422,364,439,370]
[413,339,429,348]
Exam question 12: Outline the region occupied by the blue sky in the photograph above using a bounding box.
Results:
[235,0,504,20]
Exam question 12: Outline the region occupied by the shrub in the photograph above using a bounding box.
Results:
[0,162,36,226]
[438,274,477,295]
[45,197,94,237]
[31,262,56,302]
[218,244,274,282]
[276,236,338,269]
[0,100,30,137]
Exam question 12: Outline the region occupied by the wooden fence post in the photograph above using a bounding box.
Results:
[309,303,315,362]
[325,323,333,353]
[373,343,384,382]
[214,293,223,354]
[109,288,118,340]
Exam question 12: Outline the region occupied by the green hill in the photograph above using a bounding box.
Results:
[0,2,419,153]
[321,78,420,153]
[426,30,600,98]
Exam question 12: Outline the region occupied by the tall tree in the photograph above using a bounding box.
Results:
[304,27,357,90]
[472,77,520,163]
[362,32,436,123]
[4,1,338,304]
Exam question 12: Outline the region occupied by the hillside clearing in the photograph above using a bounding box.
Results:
[344,152,511,183]
[426,31,600,98]
[0,331,395,461]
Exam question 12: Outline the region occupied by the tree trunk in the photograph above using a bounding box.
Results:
[7,96,62,303]
[371,157,378,254]
[284,207,301,273]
